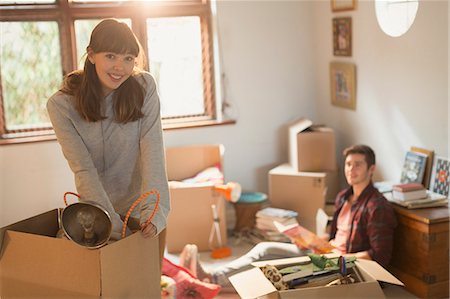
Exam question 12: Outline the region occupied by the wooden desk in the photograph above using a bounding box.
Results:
[389,204,449,298]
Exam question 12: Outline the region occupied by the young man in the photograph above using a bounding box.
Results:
[328,144,397,266]
[179,144,397,287]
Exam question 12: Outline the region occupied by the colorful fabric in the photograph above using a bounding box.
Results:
[162,258,221,299]
[329,183,397,267]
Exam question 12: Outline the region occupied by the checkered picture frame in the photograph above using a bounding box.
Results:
[430,156,450,198]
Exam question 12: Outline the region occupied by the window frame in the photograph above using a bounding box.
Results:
[0,0,228,144]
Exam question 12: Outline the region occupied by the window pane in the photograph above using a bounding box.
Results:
[74,18,131,70]
[1,0,54,4]
[147,16,205,118]
[0,21,62,131]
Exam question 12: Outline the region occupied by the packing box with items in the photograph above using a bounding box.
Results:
[229,254,404,299]
[165,144,227,253]
[288,118,337,172]
[268,164,339,233]
[0,209,161,298]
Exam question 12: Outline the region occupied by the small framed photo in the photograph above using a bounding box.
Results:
[333,17,352,56]
[430,156,450,198]
[330,62,356,110]
[331,0,357,12]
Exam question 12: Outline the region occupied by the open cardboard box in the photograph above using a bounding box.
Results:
[0,209,160,298]
[229,254,404,299]
[288,118,337,172]
[165,144,227,253]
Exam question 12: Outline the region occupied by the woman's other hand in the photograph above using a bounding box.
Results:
[141,222,157,238]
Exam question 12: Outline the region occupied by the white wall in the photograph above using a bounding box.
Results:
[0,1,316,226]
[313,0,448,184]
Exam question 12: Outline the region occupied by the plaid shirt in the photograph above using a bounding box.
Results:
[329,183,397,267]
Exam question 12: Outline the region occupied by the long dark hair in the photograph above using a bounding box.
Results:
[61,19,145,123]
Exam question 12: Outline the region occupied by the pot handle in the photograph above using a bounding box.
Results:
[121,189,160,239]
[63,192,81,206]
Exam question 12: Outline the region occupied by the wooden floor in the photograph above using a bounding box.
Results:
[165,237,419,299]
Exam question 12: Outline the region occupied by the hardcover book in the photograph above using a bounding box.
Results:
[392,183,424,192]
[411,146,434,188]
[430,156,450,198]
[392,188,427,201]
[400,151,428,184]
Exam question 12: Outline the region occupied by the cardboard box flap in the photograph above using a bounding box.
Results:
[310,125,334,133]
[0,209,59,251]
[356,259,404,286]
[166,144,224,181]
[268,164,326,178]
[229,267,277,298]
[288,118,313,134]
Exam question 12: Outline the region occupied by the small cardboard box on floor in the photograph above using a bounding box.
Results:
[268,164,339,233]
[288,118,337,172]
[165,144,227,253]
[229,254,404,299]
[0,209,160,298]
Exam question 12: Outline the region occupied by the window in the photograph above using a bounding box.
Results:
[0,0,221,143]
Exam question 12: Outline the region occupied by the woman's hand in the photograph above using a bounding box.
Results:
[140,222,157,238]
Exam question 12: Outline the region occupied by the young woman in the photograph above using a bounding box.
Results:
[47,19,170,240]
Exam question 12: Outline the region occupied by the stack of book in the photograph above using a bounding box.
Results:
[387,183,448,209]
[254,207,298,242]
[392,183,427,201]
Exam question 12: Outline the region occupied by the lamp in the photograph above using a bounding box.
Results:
[61,201,112,249]
[213,182,242,203]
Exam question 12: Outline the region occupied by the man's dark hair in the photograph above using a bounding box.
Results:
[343,144,376,167]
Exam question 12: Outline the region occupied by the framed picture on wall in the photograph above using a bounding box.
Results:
[333,17,352,56]
[330,62,356,110]
[331,0,357,12]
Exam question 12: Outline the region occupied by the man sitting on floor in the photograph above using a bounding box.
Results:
[179,144,397,289]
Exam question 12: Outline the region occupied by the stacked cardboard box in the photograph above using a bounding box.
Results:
[268,118,340,233]
[165,144,227,253]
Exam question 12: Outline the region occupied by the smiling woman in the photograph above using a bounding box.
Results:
[0,0,221,143]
